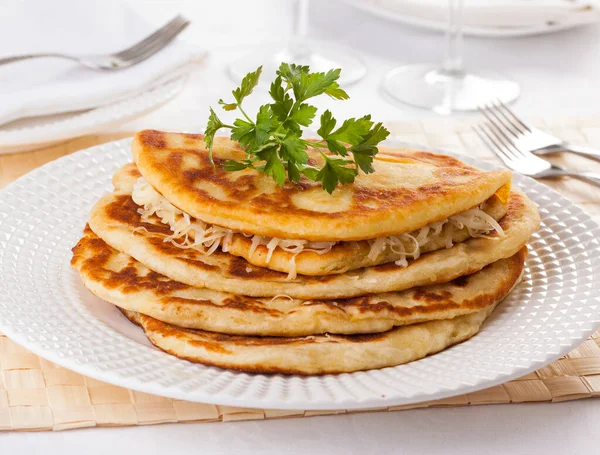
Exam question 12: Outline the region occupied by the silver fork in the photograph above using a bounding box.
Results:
[479,100,600,162]
[473,120,600,187]
[0,15,189,71]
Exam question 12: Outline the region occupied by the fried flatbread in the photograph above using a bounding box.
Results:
[131,130,512,241]
[87,190,539,299]
[125,303,502,375]
[114,163,508,276]
[71,226,526,336]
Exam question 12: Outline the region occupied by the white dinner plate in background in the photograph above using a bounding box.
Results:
[344,0,600,37]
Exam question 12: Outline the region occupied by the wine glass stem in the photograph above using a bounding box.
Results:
[442,0,464,76]
[289,0,311,59]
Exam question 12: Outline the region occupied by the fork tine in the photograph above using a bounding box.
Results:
[482,122,524,162]
[115,15,189,60]
[495,99,531,133]
[473,125,501,157]
[483,117,530,160]
[476,124,516,167]
[473,124,514,168]
[116,15,187,59]
[117,16,187,60]
[123,19,189,64]
[479,105,524,156]
[489,100,528,136]
[479,103,522,140]
[116,17,180,59]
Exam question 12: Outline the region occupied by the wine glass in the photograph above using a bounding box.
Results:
[382,0,520,114]
[228,0,367,85]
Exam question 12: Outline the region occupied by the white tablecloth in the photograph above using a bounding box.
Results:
[5,1,600,453]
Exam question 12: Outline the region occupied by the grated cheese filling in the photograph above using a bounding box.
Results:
[132,177,504,279]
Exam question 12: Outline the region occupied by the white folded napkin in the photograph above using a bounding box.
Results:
[0,0,206,126]
[373,0,600,29]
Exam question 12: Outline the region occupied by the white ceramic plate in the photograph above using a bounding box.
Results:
[343,0,599,37]
[0,77,186,155]
[0,138,599,410]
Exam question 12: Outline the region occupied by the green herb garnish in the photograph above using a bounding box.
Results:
[204,63,390,194]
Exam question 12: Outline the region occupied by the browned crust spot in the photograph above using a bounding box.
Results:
[164,296,281,316]
[336,247,526,318]
[500,192,526,230]
[140,129,167,149]
[105,195,171,235]
[72,229,188,295]
[451,275,470,287]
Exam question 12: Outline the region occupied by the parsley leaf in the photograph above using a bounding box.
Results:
[325,82,349,100]
[317,112,375,158]
[255,105,275,148]
[269,76,293,121]
[327,115,374,145]
[301,166,319,180]
[351,122,391,174]
[280,132,308,165]
[230,118,255,149]
[256,145,286,186]
[232,66,262,105]
[206,62,390,193]
[218,99,237,111]
[229,105,276,152]
[204,107,226,163]
[223,160,250,171]
[317,110,336,137]
[290,103,317,127]
[316,157,358,194]
[277,63,310,88]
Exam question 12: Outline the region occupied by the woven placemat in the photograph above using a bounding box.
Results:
[1,116,600,431]
[2,330,600,431]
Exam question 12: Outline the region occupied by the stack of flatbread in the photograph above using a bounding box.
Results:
[71,130,540,375]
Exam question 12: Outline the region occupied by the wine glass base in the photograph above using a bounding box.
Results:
[383,64,520,114]
[228,43,367,86]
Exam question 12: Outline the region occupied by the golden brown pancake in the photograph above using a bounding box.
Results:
[131,130,512,241]
[71,226,526,336]
[87,189,540,299]
[114,163,508,276]
[125,303,502,375]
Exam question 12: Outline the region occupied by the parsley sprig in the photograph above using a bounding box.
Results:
[204,63,390,194]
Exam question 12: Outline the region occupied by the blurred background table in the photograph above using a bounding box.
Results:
[3,1,600,454]
[116,0,600,132]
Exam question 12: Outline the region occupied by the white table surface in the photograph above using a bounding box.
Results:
[4,1,600,453]
[1,400,598,454]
